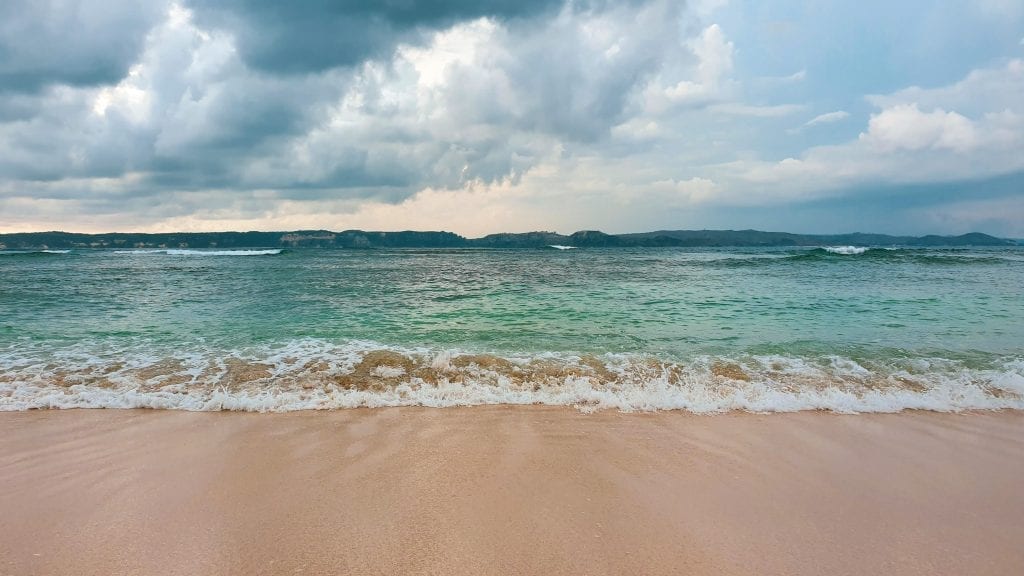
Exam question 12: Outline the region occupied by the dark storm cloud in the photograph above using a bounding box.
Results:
[723,171,1024,237]
[0,0,167,93]
[0,91,45,121]
[225,0,688,198]
[3,0,650,203]
[500,18,664,142]
[187,0,564,73]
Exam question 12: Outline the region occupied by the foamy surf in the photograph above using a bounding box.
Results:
[823,246,868,255]
[1,340,1021,414]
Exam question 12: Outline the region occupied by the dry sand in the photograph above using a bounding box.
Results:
[1,408,1022,576]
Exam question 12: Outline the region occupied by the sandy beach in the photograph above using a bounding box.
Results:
[1,408,1022,576]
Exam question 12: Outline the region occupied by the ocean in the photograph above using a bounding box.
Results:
[1,245,1022,412]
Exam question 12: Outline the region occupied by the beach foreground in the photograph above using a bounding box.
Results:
[1,408,1022,576]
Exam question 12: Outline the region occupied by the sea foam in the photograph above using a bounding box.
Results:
[1,340,1021,414]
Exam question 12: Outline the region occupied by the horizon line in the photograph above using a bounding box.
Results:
[0,228,1012,239]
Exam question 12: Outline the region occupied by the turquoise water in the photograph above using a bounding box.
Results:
[1,246,1022,412]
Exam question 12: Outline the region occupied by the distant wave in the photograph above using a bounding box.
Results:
[0,249,70,256]
[114,249,283,256]
[802,247,1016,265]
[692,247,1019,267]
[548,245,577,250]
[2,339,1021,413]
[823,245,869,255]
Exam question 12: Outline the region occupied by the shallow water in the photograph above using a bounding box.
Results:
[1,246,1022,412]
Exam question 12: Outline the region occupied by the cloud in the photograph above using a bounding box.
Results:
[759,69,806,84]
[1,0,1021,236]
[187,0,566,74]
[0,0,702,222]
[657,24,735,106]
[916,194,1024,237]
[0,0,169,93]
[0,3,340,188]
[859,104,978,152]
[785,69,807,82]
[242,0,691,195]
[803,110,849,128]
[866,59,1024,117]
[728,60,1024,201]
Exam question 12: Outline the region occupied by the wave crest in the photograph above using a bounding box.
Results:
[2,341,1021,414]
[823,246,868,255]
[0,249,70,256]
[113,249,283,256]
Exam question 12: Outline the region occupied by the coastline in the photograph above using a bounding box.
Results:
[2,408,1022,575]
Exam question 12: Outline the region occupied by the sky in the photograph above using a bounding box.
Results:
[1,0,1022,237]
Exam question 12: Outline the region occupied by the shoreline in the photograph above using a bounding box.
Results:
[2,408,1022,575]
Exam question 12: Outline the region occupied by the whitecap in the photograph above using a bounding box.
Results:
[823,246,868,255]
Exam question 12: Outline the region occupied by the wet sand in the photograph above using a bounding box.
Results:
[1,408,1022,576]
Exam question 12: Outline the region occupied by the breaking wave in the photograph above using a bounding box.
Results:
[707,247,1020,267]
[113,249,283,256]
[823,246,869,255]
[0,249,71,256]
[1,340,1021,414]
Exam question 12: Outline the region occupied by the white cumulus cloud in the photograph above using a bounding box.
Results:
[724,60,1024,202]
[859,104,979,152]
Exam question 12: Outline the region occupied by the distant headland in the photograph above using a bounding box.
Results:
[0,229,1015,250]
